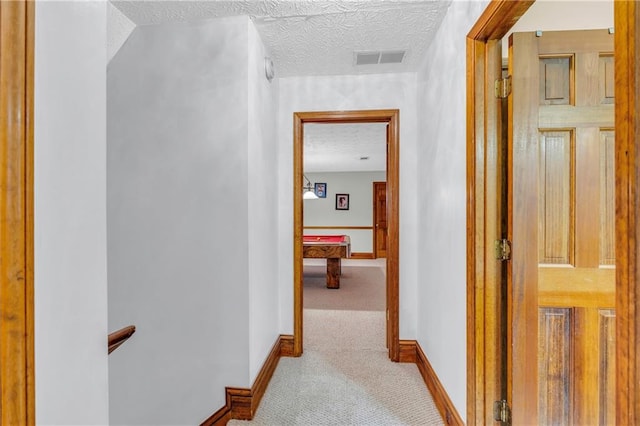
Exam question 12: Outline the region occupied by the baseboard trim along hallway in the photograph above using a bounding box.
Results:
[399,340,463,425]
[201,334,294,425]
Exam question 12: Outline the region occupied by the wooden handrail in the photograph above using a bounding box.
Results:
[108,325,136,354]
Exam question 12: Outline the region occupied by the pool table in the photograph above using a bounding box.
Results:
[303,235,351,289]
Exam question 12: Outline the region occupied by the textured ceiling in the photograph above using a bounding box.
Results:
[110,0,451,77]
[108,1,451,172]
[304,123,387,173]
[108,2,136,62]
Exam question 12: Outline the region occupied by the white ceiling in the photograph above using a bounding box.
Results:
[109,0,451,172]
[304,123,387,173]
[110,0,451,77]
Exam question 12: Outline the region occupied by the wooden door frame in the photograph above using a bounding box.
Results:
[293,110,400,360]
[372,181,386,259]
[0,1,35,425]
[467,0,640,424]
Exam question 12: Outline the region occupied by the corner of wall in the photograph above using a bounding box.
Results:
[107,2,136,64]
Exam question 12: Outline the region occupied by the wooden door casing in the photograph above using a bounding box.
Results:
[373,181,387,259]
[466,3,530,421]
[510,29,615,425]
[293,110,400,360]
[467,1,640,424]
[0,1,35,424]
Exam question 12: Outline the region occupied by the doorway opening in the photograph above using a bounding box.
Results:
[292,109,400,360]
[466,0,639,424]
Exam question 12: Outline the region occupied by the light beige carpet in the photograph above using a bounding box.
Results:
[228,264,444,425]
[303,265,385,311]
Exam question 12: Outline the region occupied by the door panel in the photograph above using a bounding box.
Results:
[538,130,573,265]
[510,29,615,425]
[538,307,572,425]
[373,181,387,258]
[599,130,615,265]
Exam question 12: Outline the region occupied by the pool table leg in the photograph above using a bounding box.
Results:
[326,258,341,289]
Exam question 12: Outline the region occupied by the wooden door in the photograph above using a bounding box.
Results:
[373,181,387,258]
[509,30,615,424]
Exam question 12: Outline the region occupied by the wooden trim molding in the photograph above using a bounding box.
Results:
[467,0,534,41]
[466,2,533,425]
[293,109,400,361]
[398,339,417,363]
[400,340,463,426]
[303,226,373,230]
[615,1,640,423]
[279,334,295,357]
[0,2,35,425]
[201,335,293,426]
[349,252,375,260]
[108,325,136,354]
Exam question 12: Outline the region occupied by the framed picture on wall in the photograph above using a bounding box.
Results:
[314,182,327,198]
[335,193,349,210]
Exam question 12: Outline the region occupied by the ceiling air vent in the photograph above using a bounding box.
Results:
[355,52,380,65]
[355,50,406,66]
[379,51,406,64]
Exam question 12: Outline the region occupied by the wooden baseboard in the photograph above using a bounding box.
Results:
[398,339,417,363]
[280,334,295,357]
[399,340,463,425]
[200,405,231,426]
[350,252,375,259]
[201,334,292,426]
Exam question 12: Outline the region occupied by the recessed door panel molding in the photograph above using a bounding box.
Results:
[599,54,615,104]
[599,129,615,266]
[538,130,573,265]
[598,308,616,425]
[539,56,573,105]
[538,307,572,426]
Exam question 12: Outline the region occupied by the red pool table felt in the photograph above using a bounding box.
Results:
[303,235,348,243]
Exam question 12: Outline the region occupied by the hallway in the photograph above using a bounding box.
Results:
[229,260,442,425]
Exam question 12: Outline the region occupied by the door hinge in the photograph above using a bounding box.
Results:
[495,239,512,261]
[493,400,512,424]
[495,76,512,99]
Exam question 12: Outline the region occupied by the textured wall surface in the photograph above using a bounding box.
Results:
[415,0,489,420]
[107,16,253,425]
[277,72,419,338]
[247,21,280,384]
[34,2,109,424]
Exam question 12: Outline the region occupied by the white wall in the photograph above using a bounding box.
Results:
[277,73,418,337]
[108,17,255,425]
[107,1,135,63]
[415,0,489,420]
[504,0,613,52]
[304,171,386,253]
[34,2,109,425]
[247,22,280,383]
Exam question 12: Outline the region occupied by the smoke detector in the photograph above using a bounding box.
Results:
[354,50,406,66]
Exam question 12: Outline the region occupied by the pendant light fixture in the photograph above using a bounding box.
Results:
[303,174,318,199]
